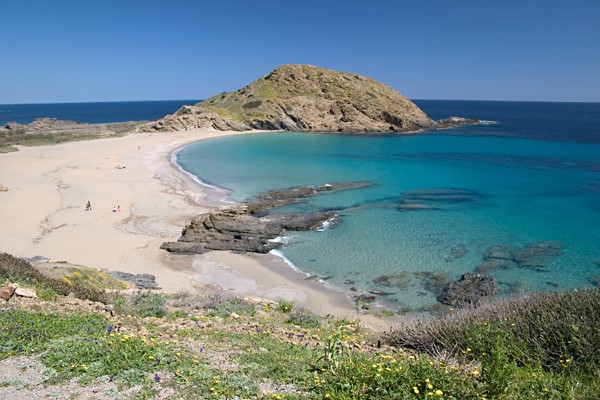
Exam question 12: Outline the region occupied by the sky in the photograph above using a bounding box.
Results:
[1,0,599,104]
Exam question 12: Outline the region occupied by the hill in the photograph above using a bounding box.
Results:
[143,64,437,133]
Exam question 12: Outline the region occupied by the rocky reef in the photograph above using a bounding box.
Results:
[161,182,370,255]
[141,64,477,134]
[397,188,482,211]
[437,273,499,308]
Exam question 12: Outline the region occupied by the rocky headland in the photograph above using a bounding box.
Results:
[140,64,478,134]
[160,182,371,255]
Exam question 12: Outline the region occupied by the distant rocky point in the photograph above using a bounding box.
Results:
[142,64,478,134]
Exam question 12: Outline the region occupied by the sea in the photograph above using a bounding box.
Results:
[176,100,600,312]
[5,99,600,312]
[0,100,200,124]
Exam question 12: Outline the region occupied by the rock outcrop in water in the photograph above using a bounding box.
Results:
[161,182,370,255]
[438,273,498,308]
[141,64,476,134]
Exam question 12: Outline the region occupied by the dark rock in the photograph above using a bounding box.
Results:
[437,273,498,308]
[483,245,513,260]
[414,271,452,296]
[397,203,439,211]
[589,275,600,287]
[373,271,411,289]
[474,258,515,274]
[512,241,563,269]
[437,116,480,127]
[398,188,481,212]
[402,188,481,203]
[445,244,468,261]
[108,271,161,289]
[354,293,376,304]
[163,183,365,255]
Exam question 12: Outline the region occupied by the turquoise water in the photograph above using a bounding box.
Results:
[177,101,600,311]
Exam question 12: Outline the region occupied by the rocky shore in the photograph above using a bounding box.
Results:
[161,182,371,255]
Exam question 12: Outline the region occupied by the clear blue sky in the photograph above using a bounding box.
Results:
[2,0,599,104]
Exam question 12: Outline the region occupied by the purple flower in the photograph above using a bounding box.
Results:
[154,373,161,383]
[199,346,204,353]
[107,325,114,334]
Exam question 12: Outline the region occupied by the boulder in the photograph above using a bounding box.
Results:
[108,271,161,289]
[0,285,17,302]
[437,273,498,308]
[14,287,37,298]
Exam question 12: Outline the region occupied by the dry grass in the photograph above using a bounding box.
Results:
[383,289,600,373]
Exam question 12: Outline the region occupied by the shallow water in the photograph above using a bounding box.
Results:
[177,101,600,311]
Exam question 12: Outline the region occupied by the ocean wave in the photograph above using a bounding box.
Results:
[268,236,291,245]
[269,249,303,273]
[479,120,497,125]
[315,216,337,232]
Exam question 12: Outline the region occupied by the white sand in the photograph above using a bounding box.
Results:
[0,129,396,330]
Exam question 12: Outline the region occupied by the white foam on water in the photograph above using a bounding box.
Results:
[170,150,236,205]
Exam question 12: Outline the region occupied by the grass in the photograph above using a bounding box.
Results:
[1,252,599,398]
[0,252,111,303]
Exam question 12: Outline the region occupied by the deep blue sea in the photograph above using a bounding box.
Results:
[0,100,200,124]
[176,100,600,312]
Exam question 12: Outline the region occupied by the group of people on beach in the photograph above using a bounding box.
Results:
[84,201,120,213]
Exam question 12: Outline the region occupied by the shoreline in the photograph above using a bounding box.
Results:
[0,128,397,330]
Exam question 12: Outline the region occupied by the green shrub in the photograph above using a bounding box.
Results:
[0,252,110,303]
[133,291,167,318]
[286,307,321,328]
[278,300,293,313]
[204,295,256,318]
[384,289,600,373]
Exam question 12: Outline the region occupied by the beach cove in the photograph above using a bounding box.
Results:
[0,129,394,329]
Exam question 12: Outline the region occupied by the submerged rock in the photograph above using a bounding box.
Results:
[474,258,515,274]
[398,188,481,211]
[445,244,468,261]
[512,241,563,269]
[483,245,514,260]
[414,271,452,297]
[437,273,498,308]
[373,271,412,289]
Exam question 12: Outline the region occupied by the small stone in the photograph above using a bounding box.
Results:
[0,286,16,301]
[14,287,37,298]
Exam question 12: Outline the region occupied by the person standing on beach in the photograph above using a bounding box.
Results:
[85,201,92,211]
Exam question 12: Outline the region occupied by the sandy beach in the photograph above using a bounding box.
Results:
[0,129,394,330]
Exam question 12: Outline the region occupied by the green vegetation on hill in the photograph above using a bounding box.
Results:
[1,252,599,399]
